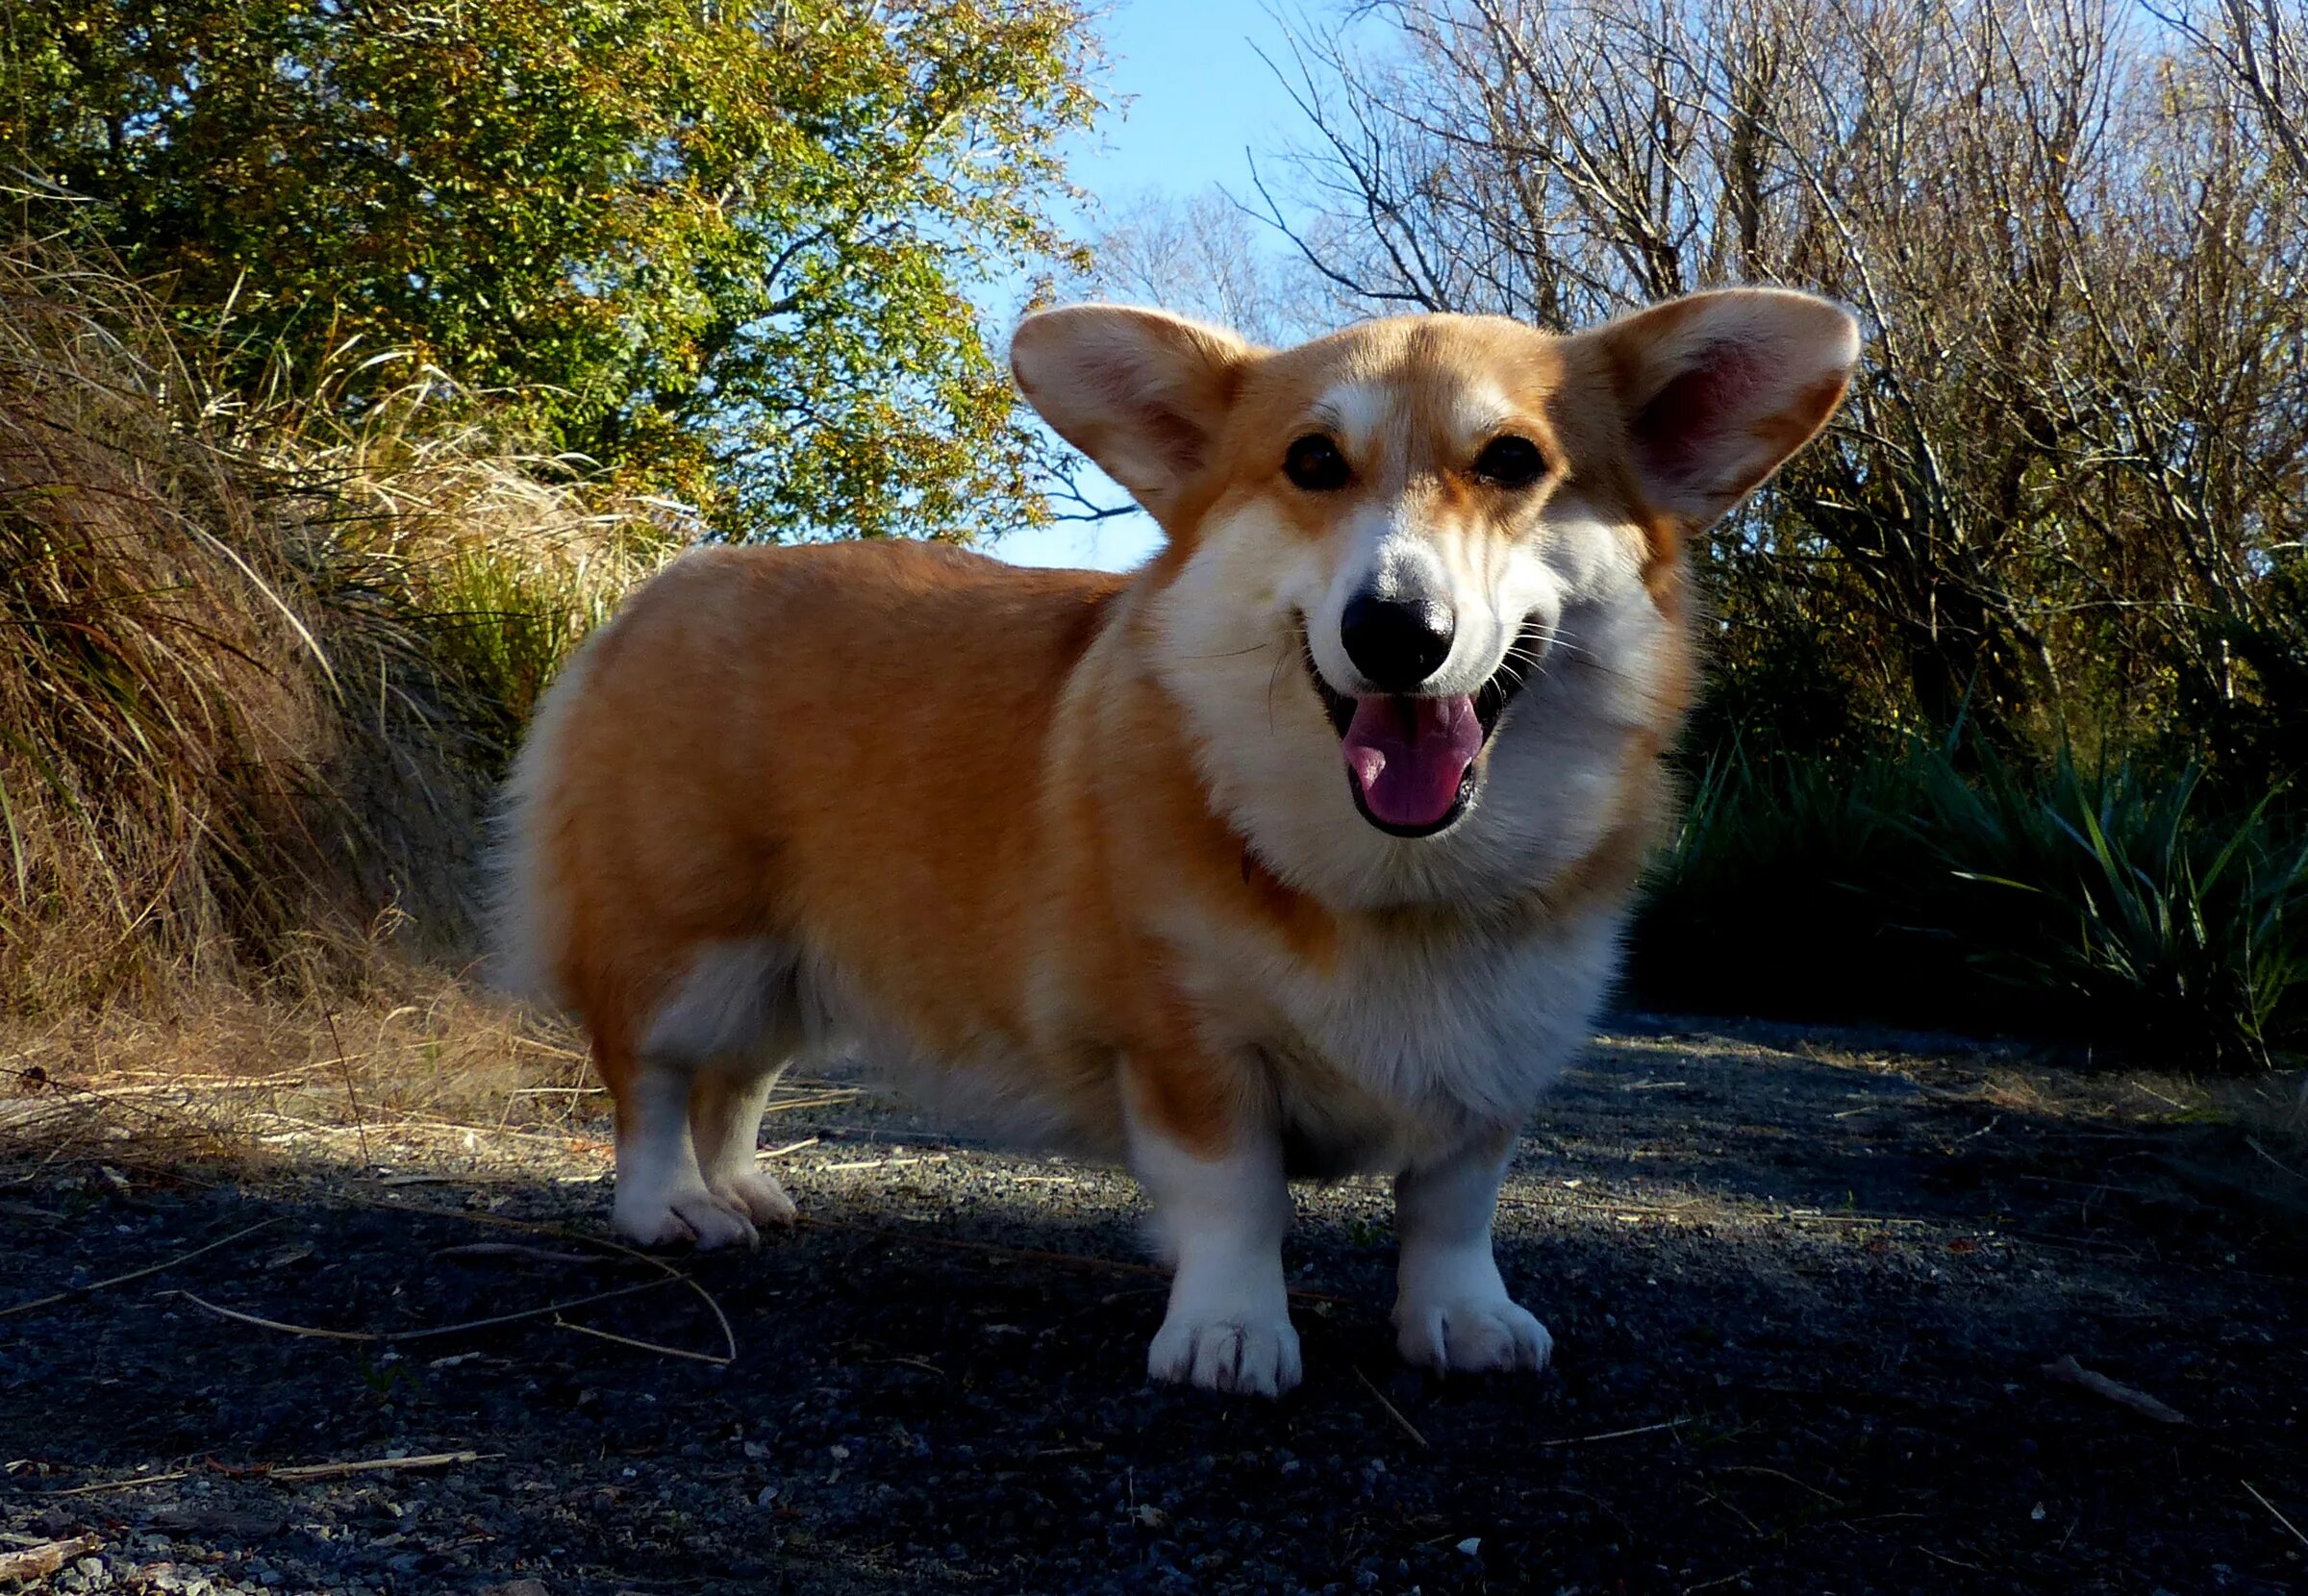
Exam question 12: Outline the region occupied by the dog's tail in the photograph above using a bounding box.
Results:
[483,632,601,1011]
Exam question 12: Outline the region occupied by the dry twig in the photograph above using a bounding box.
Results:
[0,1219,282,1320]
[2042,1355,2190,1425]
[172,1273,676,1344]
[1351,1365,1431,1450]
[2243,1480,2308,1551]
[342,1192,739,1361]
[1537,1418,1687,1448]
[269,1451,490,1483]
[0,1534,100,1582]
[37,1471,189,1499]
[552,1314,733,1366]
[432,1242,612,1267]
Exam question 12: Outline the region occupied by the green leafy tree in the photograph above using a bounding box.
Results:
[1,0,1101,540]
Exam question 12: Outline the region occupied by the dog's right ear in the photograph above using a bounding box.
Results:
[1010,306,1254,526]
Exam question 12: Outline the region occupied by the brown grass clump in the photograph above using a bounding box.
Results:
[0,979,607,1183]
[0,211,674,1015]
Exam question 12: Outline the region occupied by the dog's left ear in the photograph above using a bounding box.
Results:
[1583,287,1860,529]
[1011,305,1254,526]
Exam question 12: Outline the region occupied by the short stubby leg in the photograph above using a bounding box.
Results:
[690,1068,797,1228]
[610,1064,760,1251]
[1126,1071,1299,1398]
[1392,1127,1551,1375]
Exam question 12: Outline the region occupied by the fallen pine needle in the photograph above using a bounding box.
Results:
[0,1534,100,1582]
[552,1314,732,1366]
[269,1451,492,1484]
[433,1242,612,1267]
[2042,1355,2189,1425]
[2245,1137,2305,1184]
[38,1471,190,1499]
[39,1453,492,1498]
[170,1290,380,1342]
[764,1136,819,1159]
[1537,1417,1687,1448]
[319,1192,740,1363]
[172,1274,675,1344]
[0,1219,283,1320]
[1352,1366,1430,1451]
[2243,1481,2308,1550]
[760,1091,865,1115]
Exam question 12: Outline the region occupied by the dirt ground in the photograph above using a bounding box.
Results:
[3,1014,2304,1596]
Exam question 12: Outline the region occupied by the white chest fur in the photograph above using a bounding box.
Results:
[1167,899,1626,1172]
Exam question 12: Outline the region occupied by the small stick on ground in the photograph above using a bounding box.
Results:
[2243,1481,2308,1550]
[269,1451,490,1484]
[37,1471,190,1499]
[0,1218,282,1320]
[553,1314,733,1366]
[2245,1137,2306,1184]
[172,1273,676,1344]
[0,1534,100,1582]
[761,1090,866,1115]
[2042,1355,2189,1425]
[433,1242,613,1267]
[171,1290,383,1342]
[1352,1365,1431,1450]
[334,1191,740,1362]
[1537,1417,1687,1448]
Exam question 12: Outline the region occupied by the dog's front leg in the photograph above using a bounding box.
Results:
[1392,1127,1552,1374]
[1124,1062,1299,1398]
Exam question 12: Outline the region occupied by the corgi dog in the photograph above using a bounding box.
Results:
[491,287,1859,1396]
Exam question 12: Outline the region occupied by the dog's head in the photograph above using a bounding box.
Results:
[1012,291,1859,911]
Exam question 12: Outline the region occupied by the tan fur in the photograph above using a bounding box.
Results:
[494,287,1859,1386]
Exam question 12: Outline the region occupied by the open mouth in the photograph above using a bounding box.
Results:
[1298,619,1543,838]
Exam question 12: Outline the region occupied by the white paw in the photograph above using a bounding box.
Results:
[1394,1293,1552,1374]
[613,1185,760,1251]
[708,1168,797,1227]
[1147,1312,1303,1398]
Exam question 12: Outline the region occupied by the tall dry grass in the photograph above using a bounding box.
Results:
[0,212,675,1017]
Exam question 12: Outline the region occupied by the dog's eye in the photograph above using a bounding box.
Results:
[1283,434,1350,492]
[1472,435,1548,488]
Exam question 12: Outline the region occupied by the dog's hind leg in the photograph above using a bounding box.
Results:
[691,1068,797,1228]
[600,1033,761,1251]
[597,936,809,1250]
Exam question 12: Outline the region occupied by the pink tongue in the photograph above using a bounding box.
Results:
[1342,695,1484,830]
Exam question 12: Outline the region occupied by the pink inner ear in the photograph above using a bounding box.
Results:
[1141,404,1209,477]
[1631,340,1769,489]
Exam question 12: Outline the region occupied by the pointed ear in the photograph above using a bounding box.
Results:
[1587,287,1860,528]
[1010,305,1255,524]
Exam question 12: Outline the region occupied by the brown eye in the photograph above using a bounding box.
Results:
[1473,434,1548,488]
[1283,434,1350,491]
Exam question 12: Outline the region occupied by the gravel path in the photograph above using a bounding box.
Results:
[3,1016,2303,1595]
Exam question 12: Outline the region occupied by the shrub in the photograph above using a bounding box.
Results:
[1629,739,2308,1071]
[0,220,668,1013]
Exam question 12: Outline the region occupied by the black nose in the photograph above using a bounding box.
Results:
[1341,591,1455,690]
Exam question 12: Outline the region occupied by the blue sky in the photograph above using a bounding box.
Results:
[985,0,1308,573]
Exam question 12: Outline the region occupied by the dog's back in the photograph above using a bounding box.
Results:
[495,538,1125,1046]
